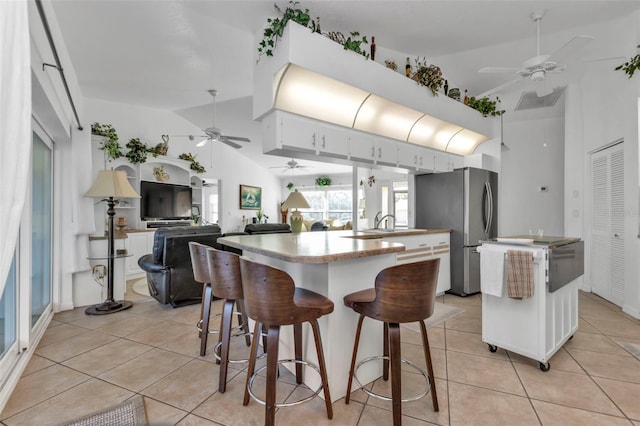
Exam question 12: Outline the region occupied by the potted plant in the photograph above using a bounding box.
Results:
[153,166,170,182]
[412,57,444,95]
[467,96,505,117]
[315,176,332,187]
[286,182,295,191]
[258,1,312,60]
[178,152,206,174]
[125,138,155,164]
[91,122,123,161]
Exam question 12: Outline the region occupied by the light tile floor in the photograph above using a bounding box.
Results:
[2,285,640,425]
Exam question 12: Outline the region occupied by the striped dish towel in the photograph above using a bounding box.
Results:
[506,250,534,299]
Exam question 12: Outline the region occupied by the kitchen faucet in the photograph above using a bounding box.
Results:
[374,211,395,229]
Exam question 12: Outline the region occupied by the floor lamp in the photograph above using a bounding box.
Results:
[282,189,310,232]
[85,170,140,315]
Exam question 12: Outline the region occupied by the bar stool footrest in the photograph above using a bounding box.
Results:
[247,359,323,407]
[213,330,267,363]
[354,355,431,403]
[196,311,246,334]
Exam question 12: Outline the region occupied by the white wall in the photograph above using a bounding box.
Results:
[500,116,565,236]
[565,12,640,317]
[85,98,282,233]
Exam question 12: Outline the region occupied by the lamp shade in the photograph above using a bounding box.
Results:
[85,170,140,199]
[281,189,310,210]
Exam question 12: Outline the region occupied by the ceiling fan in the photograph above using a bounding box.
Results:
[478,10,594,97]
[195,89,251,149]
[269,158,311,173]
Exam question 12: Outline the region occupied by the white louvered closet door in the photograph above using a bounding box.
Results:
[590,141,625,306]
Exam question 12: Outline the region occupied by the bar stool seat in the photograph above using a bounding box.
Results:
[239,257,334,426]
[344,259,440,425]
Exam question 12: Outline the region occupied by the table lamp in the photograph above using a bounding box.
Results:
[85,170,140,315]
[282,189,310,232]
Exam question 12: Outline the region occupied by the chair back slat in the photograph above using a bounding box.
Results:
[363,259,440,323]
[240,257,313,325]
[207,248,243,300]
[188,242,212,284]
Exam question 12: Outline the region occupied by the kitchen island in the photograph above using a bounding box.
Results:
[218,229,443,401]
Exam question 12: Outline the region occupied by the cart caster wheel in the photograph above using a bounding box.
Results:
[488,344,498,353]
[568,335,574,340]
[539,362,550,372]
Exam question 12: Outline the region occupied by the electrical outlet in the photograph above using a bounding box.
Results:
[92,265,106,279]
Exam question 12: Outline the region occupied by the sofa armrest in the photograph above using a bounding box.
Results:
[138,254,167,273]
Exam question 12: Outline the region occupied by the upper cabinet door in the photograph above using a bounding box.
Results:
[348,131,376,163]
[374,137,398,167]
[316,121,349,158]
[397,142,418,170]
[280,114,318,154]
[416,147,435,172]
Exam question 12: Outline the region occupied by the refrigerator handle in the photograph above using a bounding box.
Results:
[485,181,494,235]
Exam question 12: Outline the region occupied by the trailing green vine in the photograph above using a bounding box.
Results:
[125,138,156,164]
[92,122,123,161]
[258,1,312,60]
[315,176,332,187]
[615,45,640,79]
[467,96,505,117]
[178,152,206,174]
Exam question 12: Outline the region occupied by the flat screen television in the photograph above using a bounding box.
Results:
[140,180,192,220]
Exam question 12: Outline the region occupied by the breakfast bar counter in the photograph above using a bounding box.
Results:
[218,231,406,401]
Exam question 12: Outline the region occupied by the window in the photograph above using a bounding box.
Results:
[299,187,352,223]
[393,181,408,228]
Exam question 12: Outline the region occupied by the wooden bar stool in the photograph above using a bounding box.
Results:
[239,257,334,426]
[344,259,440,425]
[188,242,249,360]
[205,246,254,393]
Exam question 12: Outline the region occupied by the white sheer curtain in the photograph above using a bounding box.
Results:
[0,0,31,296]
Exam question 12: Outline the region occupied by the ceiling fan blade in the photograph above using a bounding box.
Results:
[219,138,242,149]
[224,135,251,143]
[547,35,594,64]
[476,77,523,98]
[479,66,523,74]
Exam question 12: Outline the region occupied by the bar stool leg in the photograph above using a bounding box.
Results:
[199,284,212,356]
[345,314,365,404]
[294,323,303,384]
[244,321,262,406]
[419,320,439,411]
[236,299,252,347]
[389,322,402,425]
[383,322,390,381]
[265,325,280,426]
[218,298,235,393]
[309,319,333,419]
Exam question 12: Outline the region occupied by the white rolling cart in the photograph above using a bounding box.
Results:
[478,238,584,371]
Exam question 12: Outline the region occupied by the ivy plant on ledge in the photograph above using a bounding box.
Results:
[178,152,206,174]
[467,96,505,117]
[91,122,123,161]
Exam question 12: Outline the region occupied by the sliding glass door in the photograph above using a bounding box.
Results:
[31,131,52,325]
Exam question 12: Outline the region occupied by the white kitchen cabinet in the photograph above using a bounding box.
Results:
[372,137,399,167]
[347,130,376,163]
[125,230,156,279]
[416,147,435,172]
[397,142,418,170]
[384,232,451,294]
[278,113,319,154]
[316,121,350,158]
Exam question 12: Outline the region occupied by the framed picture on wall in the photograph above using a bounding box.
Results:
[239,184,262,210]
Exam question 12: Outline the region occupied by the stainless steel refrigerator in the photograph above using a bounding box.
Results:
[415,167,498,296]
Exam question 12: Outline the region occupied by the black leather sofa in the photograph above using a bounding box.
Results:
[243,223,291,234]
[138,225,223,307]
